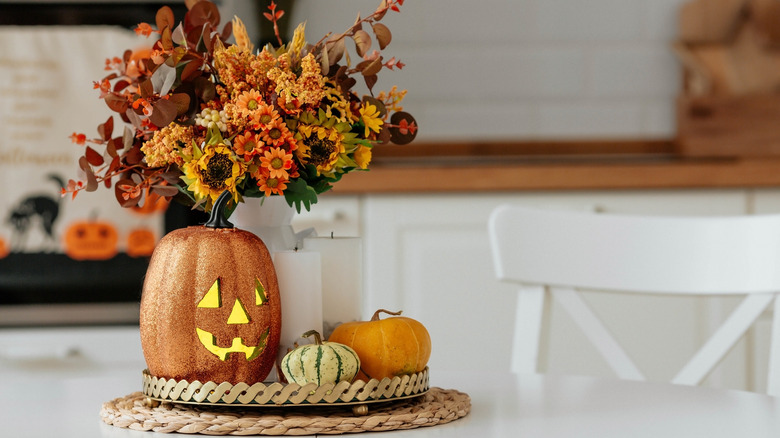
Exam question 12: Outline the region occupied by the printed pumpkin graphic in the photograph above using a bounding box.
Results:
[0,236,9,259]
[63,220,118,260]
[126,228,156,257]
[140,192,282,384]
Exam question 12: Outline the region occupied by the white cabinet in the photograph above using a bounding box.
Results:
[360,190,754,389]
[0,326,145,378]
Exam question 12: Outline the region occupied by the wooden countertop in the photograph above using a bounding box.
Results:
[332,140,780,193]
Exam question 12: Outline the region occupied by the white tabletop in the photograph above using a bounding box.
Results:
[3,366,779,437]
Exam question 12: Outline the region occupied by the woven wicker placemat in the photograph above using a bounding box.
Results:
[101,387,470,435]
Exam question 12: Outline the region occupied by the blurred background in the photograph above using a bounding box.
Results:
[1,0,779,391]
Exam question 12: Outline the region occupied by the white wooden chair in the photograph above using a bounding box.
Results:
[487,204,780,395]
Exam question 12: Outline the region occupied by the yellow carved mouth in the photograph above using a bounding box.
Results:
[195,327,269,361]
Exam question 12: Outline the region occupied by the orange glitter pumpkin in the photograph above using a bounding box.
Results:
[63,220,118,260]
[140,191,282,384]
[328,309,431,382]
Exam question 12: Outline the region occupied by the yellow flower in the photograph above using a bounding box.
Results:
[296,125,345,175]
[289,22,306,57]
[182,145,245,205]
[232,16,254,52]
[359,103,384,137]
[353,144,372,169]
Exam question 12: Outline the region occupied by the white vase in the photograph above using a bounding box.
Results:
[230,196,314,252]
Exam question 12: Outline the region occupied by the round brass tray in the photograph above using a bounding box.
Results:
[142,368,429,414]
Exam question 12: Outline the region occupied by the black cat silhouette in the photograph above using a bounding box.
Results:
[7,174,64,252]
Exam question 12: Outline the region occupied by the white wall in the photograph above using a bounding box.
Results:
[286,0,686,142]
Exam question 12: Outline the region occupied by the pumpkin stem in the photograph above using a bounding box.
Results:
[371,309,403,321]
[204,191,234,229]
[302,329,323,345]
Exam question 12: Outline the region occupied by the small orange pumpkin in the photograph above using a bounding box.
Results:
[328,309,431,382]
[63,219,118,260]
[126,228,157,257]
[140,191,282,384]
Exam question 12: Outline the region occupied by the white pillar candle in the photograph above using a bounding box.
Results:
[302,236,363,337]
[272,250,323,354]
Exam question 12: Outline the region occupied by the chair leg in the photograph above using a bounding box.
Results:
[767,296,780,396]
[512,285,545,374]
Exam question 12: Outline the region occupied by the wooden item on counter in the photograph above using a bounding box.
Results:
[674,0,780,157]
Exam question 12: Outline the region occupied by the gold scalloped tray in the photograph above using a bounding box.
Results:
[142,368,429,409]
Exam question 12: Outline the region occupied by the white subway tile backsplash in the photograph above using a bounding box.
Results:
[642,0,688,41]
[589,46,681,97]
[287,0,685,139]
[537,101,644,137]
[642,99,677,137]
[531,0,644,42]
[410,101,538,141]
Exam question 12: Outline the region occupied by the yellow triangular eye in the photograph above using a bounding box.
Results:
[197,279,221,308]
[255,278,268,305]
[227,298,250,324]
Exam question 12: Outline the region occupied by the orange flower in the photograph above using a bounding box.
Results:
[251,102,280,129]
[259,147,293,179]
[261,119,291,147]
[134,23,155,37]
[233,132,262,158]
[236,89,263,114]
[276,95,302,115]
[256,171,288,197]
[70,133,87,145]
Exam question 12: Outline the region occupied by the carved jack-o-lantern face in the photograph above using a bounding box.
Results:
[195,277,270,361]
[139,191,282,384]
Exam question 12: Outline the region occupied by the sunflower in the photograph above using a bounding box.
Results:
[296,124,345,175]
[181,144,245,205]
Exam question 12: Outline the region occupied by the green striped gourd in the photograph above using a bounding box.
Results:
[281,330,360,386]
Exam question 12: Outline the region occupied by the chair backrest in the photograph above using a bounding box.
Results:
[488,204,780,395]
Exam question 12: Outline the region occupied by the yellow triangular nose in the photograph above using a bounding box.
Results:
[227,298,250,324]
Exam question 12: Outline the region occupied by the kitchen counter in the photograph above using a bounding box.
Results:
[333,140,780,193]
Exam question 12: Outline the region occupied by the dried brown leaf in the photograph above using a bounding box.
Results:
[152,184,181,197]
[188,1,220,28]
[97,116,114,141]
[161,26,174,51]
[326,37,346,65]
[358,58,383,76]
[364,74,378,92]
[156,6,175,32]
[85,146,104,166]
[180,58,203,81]
[104,94,128,114]
[374,0,389,20]
[170,93,191,115]
[372,23,391,49]
[139,78,154,98]
[352,29,371,58]
[149,98,178,127]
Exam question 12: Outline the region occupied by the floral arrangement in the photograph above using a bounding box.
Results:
[66,0,416,213]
